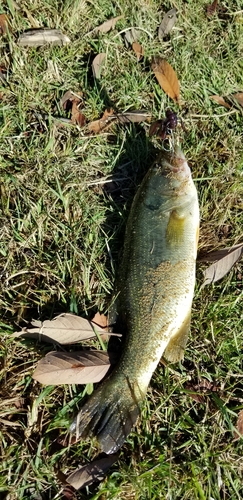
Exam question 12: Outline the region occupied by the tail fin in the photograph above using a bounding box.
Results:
[70,379,141,454]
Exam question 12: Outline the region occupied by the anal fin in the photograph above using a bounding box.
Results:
[163,312,191,363]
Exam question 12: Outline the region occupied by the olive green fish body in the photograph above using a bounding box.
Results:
[71,147,199,454]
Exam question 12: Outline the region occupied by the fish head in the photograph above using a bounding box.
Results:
[159,146,191,179]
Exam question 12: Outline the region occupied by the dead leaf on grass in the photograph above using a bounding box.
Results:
[92,53,106,79]
[33,350,115,385]
[88,108,116,133]
[71,101,86,127]
[132,41,144,61]
[151,56,180,103]
[198,243,243,263]
[210,95,231,109]
[207,0,218,17]
[67,456,118,490]
[91,312,108,330]
[158,8,177,39]
[232,92,243,108]
[116,110,151,123]
[234,409,243,440]
[94,15,123,34]
[0,13,9,35]
[201,243,243,287]
[13,313,108,344]
[18,29,70,47]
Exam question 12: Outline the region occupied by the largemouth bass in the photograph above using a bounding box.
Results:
[70,146,199,454]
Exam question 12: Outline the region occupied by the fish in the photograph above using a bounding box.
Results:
[70,146,200,454]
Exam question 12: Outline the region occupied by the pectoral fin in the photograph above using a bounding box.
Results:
[163,313,191,363]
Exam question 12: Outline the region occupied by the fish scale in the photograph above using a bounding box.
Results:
[71,146,200,454]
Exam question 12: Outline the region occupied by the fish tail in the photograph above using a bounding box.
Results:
[70,378,141,454]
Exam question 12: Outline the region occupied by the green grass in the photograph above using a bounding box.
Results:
[0,0,243,498]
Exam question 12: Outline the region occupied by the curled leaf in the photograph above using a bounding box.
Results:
[18,29,70,47]
[151,56,180,103]
[92,53,106,79]
[88,108,116,133]
[158,8,177,39]
[33,350,116,385]
[94,16,123,34]
[13,313,108,344]
[71,101,86,127]
[67,456,118,490]
[201,244,243,287]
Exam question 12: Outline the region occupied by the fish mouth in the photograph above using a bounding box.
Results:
[163,146,191,176]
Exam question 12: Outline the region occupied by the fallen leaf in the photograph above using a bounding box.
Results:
[234,409,243,440]
[67,456,118,490]
[116,110,151,123]
[18,29,70,47]
[201,244,243,287]
[232,92,243,108]
[71,101,86,127]
[94,15,123,34]
[132,41,144,61]
[210,95,231,109]
[92,53,106,79]
[91,312,108,329]
[88,108,116,133]
[13,313,108,344]
[33,350,116,385]
[151,56,180,103]
[158,8,177,39]
[207,0,218,17]
[0,14,8,35]
[60,90,79,110]
[198,243,243,262]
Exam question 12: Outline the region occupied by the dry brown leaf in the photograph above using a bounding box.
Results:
[210,95,231,109]
[67,456,118,490]
[18,29,70,47]
[13,313,107,344]
[71,101,86,127]
[158,8,177,39]
[88,108,116,133]
[91,312,108,329]
[94,15,123,34]
[132,41,144,61]
[151,56,180,103]
[201,244,243,287]
[232,92,243,108]
[33,350,115,385]
[92,53,106,79]
[234,409,243,440]
[207,0,218,17]
[59,90,82,109]
[0,14,8,35]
